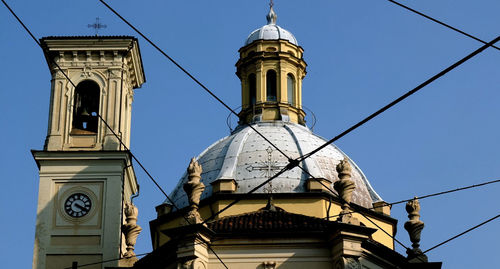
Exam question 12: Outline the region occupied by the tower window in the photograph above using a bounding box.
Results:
[287,74,295,106]
[72,80,100,133]
[266,70,277,102]
[248,73,256,106]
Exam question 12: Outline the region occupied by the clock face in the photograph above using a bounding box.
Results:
[64,193,92,218]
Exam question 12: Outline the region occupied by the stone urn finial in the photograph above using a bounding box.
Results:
[122,202,142,260]
[333,157,359,225]
[404,197,428,262]
[181,158,205,225]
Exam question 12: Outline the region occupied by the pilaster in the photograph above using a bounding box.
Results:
[329,226,375,269]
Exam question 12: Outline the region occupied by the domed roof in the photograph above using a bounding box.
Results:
[167,122,382,209]
[244,6,298,46]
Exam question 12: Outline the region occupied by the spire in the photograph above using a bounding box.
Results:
[266,0,277,25]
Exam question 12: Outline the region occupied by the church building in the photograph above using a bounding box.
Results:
[32,4,442,269]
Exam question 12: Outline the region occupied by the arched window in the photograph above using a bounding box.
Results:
[287,74,295,106]
[248,73,256,106]
[266,70,277,102]
[72,80,100,133]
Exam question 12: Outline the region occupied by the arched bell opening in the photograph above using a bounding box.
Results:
[72,80,100,134]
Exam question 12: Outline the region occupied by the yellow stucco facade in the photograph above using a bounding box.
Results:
[152,195,396,251]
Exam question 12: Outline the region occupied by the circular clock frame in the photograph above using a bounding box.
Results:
[64,192,92,218]
[58,187,98,223]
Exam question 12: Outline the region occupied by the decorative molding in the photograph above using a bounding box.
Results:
[81,65,93,78]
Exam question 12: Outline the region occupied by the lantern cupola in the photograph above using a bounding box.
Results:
[236,5,307,125]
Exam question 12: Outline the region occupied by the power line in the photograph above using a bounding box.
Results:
[386,0,500,52]
[293,164,426,262]
[423,213,500,254]
[97,0,290,161]
[97,1,500,263]
[327,178,500,219]
[94,1,500,263]
[7,0,496,264]
[203,34,500,229]
[296,34,500,163]
[201,162,297,224]
[199,160,422,261]
[96,0,304,228]
[198,33,500,239]
[1,1,228,268]
[3,0,401,267]
[387,179,500,207]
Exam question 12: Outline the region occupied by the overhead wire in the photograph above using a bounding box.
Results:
[202,33,500,228]
[94,0,500,262]
[82,0,500,263]
[97,0,291,161]
[386,0,500,52]
[327,178,500,219]
[94,1,500,259]
[7,0,500,265]
[0,1,228,268]
[195,29,500,264]
[293,163,426,262]
[296,34,500,163]
[423,212,500,254]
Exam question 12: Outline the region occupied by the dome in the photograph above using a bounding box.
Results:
[244,5,298,46]
[245,24,298,46]
[167,122,382,209]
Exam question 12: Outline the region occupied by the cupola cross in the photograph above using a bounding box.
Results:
[246,146,284,194]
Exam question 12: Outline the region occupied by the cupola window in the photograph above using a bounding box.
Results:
[248,73,256,106]
[266,70,277,102]
[287,74,295,106]
[72,80,100,133]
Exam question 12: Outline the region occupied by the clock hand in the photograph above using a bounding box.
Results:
[74,203,87,211]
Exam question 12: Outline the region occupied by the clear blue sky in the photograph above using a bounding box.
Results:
[1,0,500,268]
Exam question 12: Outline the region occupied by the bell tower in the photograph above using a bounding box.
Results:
[236,5,307,125]
[32,37,145,269]
[41,37,144,151]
